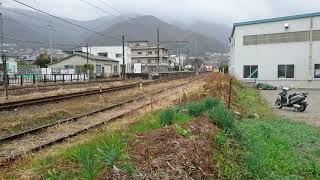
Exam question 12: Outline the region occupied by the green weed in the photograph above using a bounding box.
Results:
[46,169,67,180]
[214,131,228,146]
[97,144,121,167]
[175,124,192,138]
[209,104,234,130]
[70,144,101,180]
[121,155,135,177]
[159,108,176,127]
[187,102,205,117]
[203,97,221,111]
[212,132,242,179]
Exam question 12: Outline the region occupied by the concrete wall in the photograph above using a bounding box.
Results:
[230,16,320,88]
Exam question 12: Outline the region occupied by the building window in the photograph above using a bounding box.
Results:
[135,43,140,46]
[148,59,151,64]
[148,51,152,55]
[116,54,123,58]
[243,31,311,45]
[64,65,74,69]
[278,64,294,78]
[98,52,108,57]
[315,64,320,78]
[243,65,258,78]
[137,52,142,55]
[114,66,118,73]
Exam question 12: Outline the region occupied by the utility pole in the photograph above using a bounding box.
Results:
[49,21,53,63]
[157,27,160,73]
[86,43,89,76]
[0,1,8,100]
[122,35,125,80]
[178,48,181,71]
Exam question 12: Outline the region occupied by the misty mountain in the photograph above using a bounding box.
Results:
[176,21,231,44]
[2,8,228,55]
[87,16,227,55]
[2,8,124,49]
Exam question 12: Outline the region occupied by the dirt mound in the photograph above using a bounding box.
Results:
[107,117,218,179]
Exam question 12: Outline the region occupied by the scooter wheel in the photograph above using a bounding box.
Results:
[297,104,306,112]
[275,100,282,109]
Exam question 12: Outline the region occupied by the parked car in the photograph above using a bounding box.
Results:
[256,83,277,90]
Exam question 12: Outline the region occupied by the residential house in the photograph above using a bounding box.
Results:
[48,52,119,77]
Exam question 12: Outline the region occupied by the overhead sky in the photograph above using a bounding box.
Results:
[5,0,320,25]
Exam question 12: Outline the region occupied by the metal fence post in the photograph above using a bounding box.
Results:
[77,74,79,82]
[84,74,86,82]
[33,74,35,84]
[20,75,23,86]
[62,74,65,83]
[70,74,73,82]
[54,74,56,83]
[44,74,47,84]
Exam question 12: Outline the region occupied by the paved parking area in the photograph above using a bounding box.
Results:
[260,89,320,126]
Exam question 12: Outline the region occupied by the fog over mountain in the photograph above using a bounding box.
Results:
[3,8,228,55]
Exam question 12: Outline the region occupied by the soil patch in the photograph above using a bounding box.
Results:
[101,117,218,179]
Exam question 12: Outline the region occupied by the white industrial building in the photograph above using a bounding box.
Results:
[230,12,320,88]
[82,46,132,73]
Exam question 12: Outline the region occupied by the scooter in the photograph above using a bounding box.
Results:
[275,87,308,112]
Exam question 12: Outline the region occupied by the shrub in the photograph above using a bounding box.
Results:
[187,102,205,117]
[209,104,234,130]
[71,144,101,180]
[160,108,176,127]
[203,97,221,110]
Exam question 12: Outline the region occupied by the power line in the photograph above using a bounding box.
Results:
[4,8,84,33]
[96,0,122,15]
[10,0,122,41]
[79,0,117,17]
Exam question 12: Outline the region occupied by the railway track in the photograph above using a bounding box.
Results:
[0,75,196,111]
[0,78,179,111]
[0,78,122,92]
[0,79,197,167]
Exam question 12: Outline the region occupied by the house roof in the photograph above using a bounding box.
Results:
[131,46,168,50]
[231,12,320,38]
[48,52,118,66]
[128,40,149,43]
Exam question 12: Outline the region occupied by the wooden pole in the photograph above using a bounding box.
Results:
[228,78,232,110]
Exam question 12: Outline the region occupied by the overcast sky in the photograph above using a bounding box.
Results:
[5,0,320,25]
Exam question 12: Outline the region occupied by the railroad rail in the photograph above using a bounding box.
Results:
[0,78,197,167]
[0,75,196,111]
[0,78,122,92]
